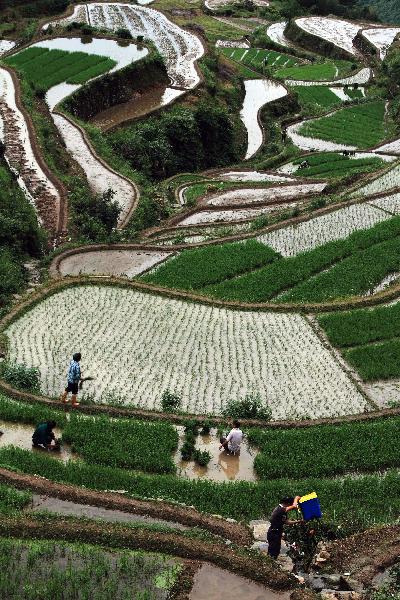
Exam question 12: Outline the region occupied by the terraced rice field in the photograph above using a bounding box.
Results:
[4,47,116,90]
[361,27,400,59]
[295,16,361,56]
[45,3,204,89]
[289,152,385,179]
[298,101,390,149]
[293,85,343,109]
[221,47,298,73]
[4,285,367,419]
[275,61,351,81]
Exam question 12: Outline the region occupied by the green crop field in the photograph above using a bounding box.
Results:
[143,240,279,289]
[221,47,298,73]
[248,417,400,479]
[0,537,180,600]
[4,47,116,90]
[319,303,400,381]
[291,152,384,179]
[293,85,342,109]
[275,61,352,81]
[299,101,391,148]
[149,218,400,304]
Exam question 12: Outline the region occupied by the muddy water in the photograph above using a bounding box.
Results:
[190,564,290,600]
[90,86,185,131]
[174,428,258,482]
[241,80,287,160]
[0,420,77,464]
[31,494,189,529]
[58,249,172,277]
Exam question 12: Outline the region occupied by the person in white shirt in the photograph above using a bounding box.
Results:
[219,420,243,454]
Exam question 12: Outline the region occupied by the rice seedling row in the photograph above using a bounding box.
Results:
[275,61,351,81]
[3,445,400,527]
[0,484,32,515]
[63,414,178,474]
[5,47,116,91]
[248,416,400,479]
[4,285,366,419]
[143,240,279,290]
[291,152,384,179]
[299,101,389,149]
[0,537,179,600]
[204,216,400,302]
[220,47,298,73]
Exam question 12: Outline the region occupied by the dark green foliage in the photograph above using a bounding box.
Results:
[3,445,400,527]
[62,415,178,474]
[222,394,272,420]
[249,418,400,479]
[69,186,122,242]
[0,0,69,17]
[64,54,169,121]
[0,394,67,428]
[0,362,41,394]
[143,241,279,290]
[161,389,181,413]
[0,250,25,307]
[107,103,241,180]
[359,0,400,24]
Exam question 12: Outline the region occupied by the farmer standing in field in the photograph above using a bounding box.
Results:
[60,352,82,407]
[267,496,303,559]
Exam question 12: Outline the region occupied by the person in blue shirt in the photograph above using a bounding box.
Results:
[60,352,82,406]
[32,420,57,450]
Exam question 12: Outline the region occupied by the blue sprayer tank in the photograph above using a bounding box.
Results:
[298,492,322,521]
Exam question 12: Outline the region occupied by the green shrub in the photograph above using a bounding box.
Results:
[161,389,181,413]
[193,449,211,467]
[222,394,272,420]
[0,362,41,394]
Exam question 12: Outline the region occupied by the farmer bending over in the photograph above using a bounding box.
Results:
[267,496,302,559]
[219,420,243,454]
[60,352,82,406]
[32,420,57,450]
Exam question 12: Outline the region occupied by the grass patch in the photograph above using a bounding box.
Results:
[319,302,400,348]
[142,240,279,290]
[0,394,67,428]
[249,418,400,479]
[343,340,400,381]
[299,101,390,149]
[4,46,116,91]
[62,415,178,475]
[291,152,384,179]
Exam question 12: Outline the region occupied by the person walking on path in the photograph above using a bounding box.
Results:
[267,496,303,559]
[60,352,82,406]
[219,420,243,454]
